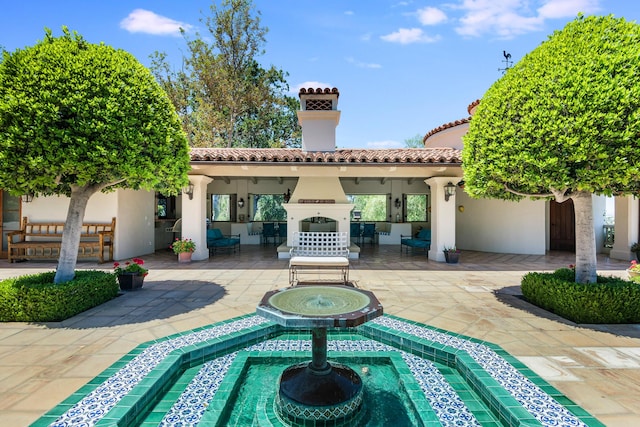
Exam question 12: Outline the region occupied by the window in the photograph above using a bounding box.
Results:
[347,195,387,221]
[251,194,287,221]
[156,194,176,219]
[406,194,428,222]
[211,194,231,221]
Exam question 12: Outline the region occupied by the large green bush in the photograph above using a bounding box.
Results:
[0,271,118,322]
[521,268,640,323]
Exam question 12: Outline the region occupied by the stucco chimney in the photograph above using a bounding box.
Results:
[297,87,340,152]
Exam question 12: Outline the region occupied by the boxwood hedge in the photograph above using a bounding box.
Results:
[0,270,119,322]
[521,268,640,324]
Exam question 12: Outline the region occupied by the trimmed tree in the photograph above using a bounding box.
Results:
[0,28,190,283]
[150,0,300,148]
[463,15,640,283]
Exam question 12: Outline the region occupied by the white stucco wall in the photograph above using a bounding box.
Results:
[456,191,547,254]
[116,189,155,260]
[423,123,468,149]
[23,192,118,222]
[22,189,155,261]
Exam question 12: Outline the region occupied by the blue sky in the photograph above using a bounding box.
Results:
[1,0,638,149]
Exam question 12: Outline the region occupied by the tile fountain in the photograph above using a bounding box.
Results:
[33,284,604,427]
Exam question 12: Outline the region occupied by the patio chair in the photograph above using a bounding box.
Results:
[165,218,182,241]
[262,222,277,246]
[362,223,376,245]
[350,222,361,246]
[278,222,287,245]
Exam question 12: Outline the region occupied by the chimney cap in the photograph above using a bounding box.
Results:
[299,87,339,97]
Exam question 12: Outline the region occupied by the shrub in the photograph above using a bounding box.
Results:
[521,268,640,324]
[0,271,119,322]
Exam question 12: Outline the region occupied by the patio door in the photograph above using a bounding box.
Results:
[550,199,575,252]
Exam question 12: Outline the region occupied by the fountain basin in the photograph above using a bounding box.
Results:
[257,285,383,328]
[35,314,603,427]
[257,285,383,425]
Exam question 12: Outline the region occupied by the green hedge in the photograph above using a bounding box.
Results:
[0,271,119,322]
[521,268,640,324]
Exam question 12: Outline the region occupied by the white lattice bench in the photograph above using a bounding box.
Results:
[289,231,350,285]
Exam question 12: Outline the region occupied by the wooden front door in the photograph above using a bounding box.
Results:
[0,191,21,259]
[550,199,575,252]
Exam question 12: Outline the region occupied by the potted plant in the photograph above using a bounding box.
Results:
[113,258,148,290]
[443,246,460,264]
[171,237,196,263]
[627,260,640,281]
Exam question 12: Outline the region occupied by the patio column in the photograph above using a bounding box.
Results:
[425,177,459,262]
[181,175,214,261]
[610,195,639,261]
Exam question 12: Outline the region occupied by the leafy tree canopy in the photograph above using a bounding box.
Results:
[151,0,300,148]
[0,27,191,283]
[463,15,640,283]
[463,15,640,202]
[0,27,191,198]
[404,134,424,148]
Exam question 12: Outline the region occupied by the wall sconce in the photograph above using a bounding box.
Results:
[22,193,34,203]
[394,198,401,209]
[444,182,456,202]
[283,188,291,203]
[238,198,245,208]
[183,182,194,200]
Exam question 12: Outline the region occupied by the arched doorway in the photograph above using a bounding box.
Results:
[550,199,575,251]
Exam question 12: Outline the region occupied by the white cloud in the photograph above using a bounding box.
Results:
[538,0,600,19]
[381,28,440,44]
[346,57,382,69]
[453,0,602,39]
[367,140,403,149]
[344,10,355,16]
[417,7,448,25]
[120,9,192,36]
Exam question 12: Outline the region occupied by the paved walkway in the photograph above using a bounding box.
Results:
[0,246,639,426]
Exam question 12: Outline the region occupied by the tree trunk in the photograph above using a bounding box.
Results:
[54,186,96,283]
[572,191,597,284]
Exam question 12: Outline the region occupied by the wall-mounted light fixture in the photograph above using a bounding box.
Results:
[283,188,291,203]
[444,182,456,202]
[22,193,34,203]
[238,198,245,208]
[394,198,401,209]
[183,182,194,200]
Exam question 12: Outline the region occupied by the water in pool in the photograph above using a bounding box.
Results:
[150,355,427,427]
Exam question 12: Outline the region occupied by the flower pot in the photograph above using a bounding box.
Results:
[178,252,193,263]
[118,273,145,291]
[627,269,640,281]
[444,251,460,264]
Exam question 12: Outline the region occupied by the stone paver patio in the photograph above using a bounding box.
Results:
[0,245,638,426]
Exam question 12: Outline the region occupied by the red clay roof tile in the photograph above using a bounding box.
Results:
[189,148,461,165]
[422,118,470,143]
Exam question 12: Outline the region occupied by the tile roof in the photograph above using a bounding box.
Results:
[422,118,470,143]
[467,99,480,115]
[422,99,480,143]
[190,148,461,165]
[298,87,340,96]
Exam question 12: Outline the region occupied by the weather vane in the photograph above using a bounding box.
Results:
[498,50,513,74]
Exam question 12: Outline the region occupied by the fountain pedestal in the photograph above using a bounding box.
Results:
[257,285,383,427]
